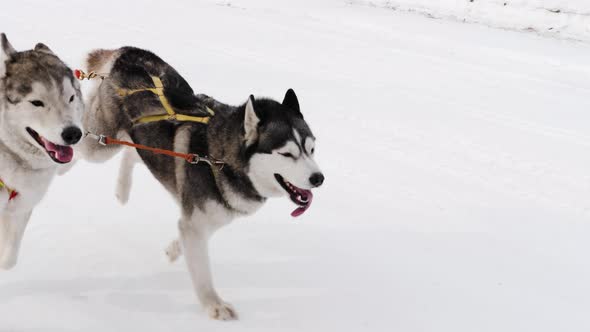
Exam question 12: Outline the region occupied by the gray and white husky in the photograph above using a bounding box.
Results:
[0,34,84,269]
[78,47,324,320]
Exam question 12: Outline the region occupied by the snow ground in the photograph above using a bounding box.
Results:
[2,0,590,331]
[358,0,590,41]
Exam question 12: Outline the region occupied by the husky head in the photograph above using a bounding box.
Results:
[244,89,324,217]
[0,33,83,166]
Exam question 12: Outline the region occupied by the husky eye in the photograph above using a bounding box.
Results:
[311,147,315,154]
[69,95,75,103]
[279,152,295,159]
[30,100,44,107]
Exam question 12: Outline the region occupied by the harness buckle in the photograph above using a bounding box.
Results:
[168,114,177,121]
[204,157,225,171]
[213,161,225,171]
[187,154,225,170]
[84,132,106,145]
[97,135,107,146]
[188,154,201,164]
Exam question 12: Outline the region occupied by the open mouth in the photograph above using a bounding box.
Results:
[26,127,74,164]
[274,174,314,217]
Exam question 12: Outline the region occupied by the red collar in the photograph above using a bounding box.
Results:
[0,178,18,201]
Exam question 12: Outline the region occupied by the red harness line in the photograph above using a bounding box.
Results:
[85,133,225,170]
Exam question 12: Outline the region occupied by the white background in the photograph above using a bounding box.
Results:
[1,0,590,331]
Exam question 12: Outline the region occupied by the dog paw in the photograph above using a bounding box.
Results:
[115,184,130,205]
[165,239,182,263]
[207,302,238,321]
[0,252,17,270]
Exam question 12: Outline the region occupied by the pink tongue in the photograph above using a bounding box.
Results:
[41,137,74,163]
[291,189,313,218]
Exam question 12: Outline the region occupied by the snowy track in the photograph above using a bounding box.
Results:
[358,0,590,41]
[2,1,590,331]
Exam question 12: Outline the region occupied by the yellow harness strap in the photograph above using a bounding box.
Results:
[116,76,215,124]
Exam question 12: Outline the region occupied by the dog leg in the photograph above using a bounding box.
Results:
[0,210,32,269]
[165,238,182,263]
[179,212,237,320]
[116,148,140,204]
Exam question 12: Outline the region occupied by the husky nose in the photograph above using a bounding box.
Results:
[61,126,82,145]
[309,172,325,187]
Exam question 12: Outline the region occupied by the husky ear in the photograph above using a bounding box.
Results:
[244,95,260,146]
[0,33,16,78]
[282,88,302,118]
[34,43,55,56]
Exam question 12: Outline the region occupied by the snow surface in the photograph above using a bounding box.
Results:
[358,0,590,41]
[2,0,590,331]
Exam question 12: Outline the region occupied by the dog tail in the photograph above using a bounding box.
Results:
[86,49,117,73]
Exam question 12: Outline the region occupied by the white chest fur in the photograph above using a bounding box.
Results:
[0,149,55,215]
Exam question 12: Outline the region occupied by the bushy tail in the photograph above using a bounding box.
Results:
[86,49,116,73]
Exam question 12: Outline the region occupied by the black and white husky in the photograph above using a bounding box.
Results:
[0,34,84,269]
[78,47,324,320]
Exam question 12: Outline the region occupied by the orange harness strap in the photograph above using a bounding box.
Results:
[106,136,196,163]
[86,133,224,170]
